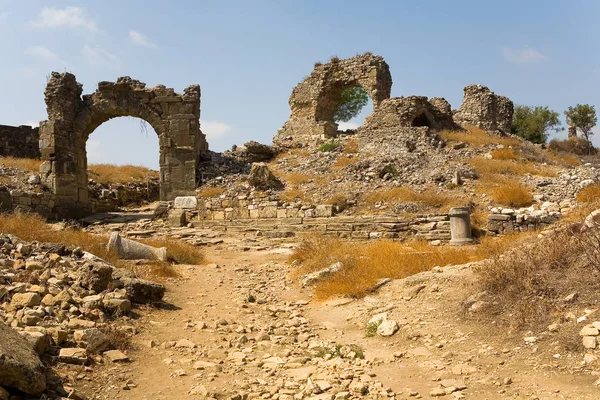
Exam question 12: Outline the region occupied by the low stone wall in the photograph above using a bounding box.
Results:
[0,180,160,218]
[191,213,451,241]
[487,212,561,234]
[0,124,40,159]
[89,181,160,212]
[198,197,337,220]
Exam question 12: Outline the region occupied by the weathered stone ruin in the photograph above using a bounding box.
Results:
[453,84,514,134]
[363,96,458,131]
[274,53,514,148]
[274,53,392,148]
[0,124,40,159]
[39,72,208,217]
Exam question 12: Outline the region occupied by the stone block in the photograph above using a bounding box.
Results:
[315,205,334,218]
[173,196,197,209]
[168,209,187,227]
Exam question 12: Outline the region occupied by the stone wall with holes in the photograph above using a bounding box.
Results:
[0,124,40,159]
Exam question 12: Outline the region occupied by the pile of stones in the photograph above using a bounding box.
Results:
[0,234,165,397]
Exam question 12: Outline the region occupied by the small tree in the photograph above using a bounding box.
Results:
[565,104,597,145]
[334,87,369,122]
[511,105,562,144]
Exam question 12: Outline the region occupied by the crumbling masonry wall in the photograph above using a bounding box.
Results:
[0,125,40,159]
[274,53,393,148]
[363,96,458,131]
[39,73,207,217]
[453,85,514,134]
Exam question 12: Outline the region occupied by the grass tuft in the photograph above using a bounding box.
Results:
[196,187,225,198]
[362,187,464,211]
[490,148,519,160]
[490,181,534,208]
[440,126,521,148]
[318,142,341,152]
[343,139,359,154]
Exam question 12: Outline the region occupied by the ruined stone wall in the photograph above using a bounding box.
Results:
[453,85,514,134]
[274,53,392,148]
[363,96,458,131]
[39,73,207,218]
[0,125,40,159]
[173,194,451,241]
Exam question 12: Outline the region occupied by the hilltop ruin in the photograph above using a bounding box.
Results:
[275,53,513,148]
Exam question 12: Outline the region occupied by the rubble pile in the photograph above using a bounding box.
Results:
[0,234,165,397]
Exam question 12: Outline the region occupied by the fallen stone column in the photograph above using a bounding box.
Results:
[449,206,473,245]
[107,232,167,261]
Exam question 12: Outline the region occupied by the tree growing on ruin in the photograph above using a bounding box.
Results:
[334,87,369,122]
[511,105,562,144]
[565,104,597,146]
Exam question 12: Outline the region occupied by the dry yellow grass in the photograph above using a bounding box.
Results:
[273,171,312,185]
[576,184,600,204]
[490,148,519,160]
[292,233,533,300]
[279,188,309,203]
[196,187,225,198]
[469,157,557,178]
[363,187,463,210]
[343,139,359,154]
[547,151,580,167]
[323,193,348,209]
[140,237,205,265]
[489,181,534,208]
[0,156,41,172]
[439,125,521,148]
[88,164,159,184]
[0,213,204,279]
[332,156,356,170]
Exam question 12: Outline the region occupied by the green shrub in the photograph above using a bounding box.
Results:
[318,142,341,152]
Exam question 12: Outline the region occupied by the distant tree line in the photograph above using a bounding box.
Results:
[511,103,597,153]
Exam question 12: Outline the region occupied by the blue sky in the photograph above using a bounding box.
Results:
[0,1,598,169]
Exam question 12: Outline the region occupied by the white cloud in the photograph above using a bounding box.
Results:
[82,44,120,67]
[129,30,157,48]
[201,120,232,139]
[0,11,10,21]
[25,46,68,65]
[337,121,359,131]
[501,46,544,64]
[29,6,97,31]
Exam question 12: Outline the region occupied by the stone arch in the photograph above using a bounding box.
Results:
[274,53,392,148]
[411,112,433,128]
[39,73,208,218]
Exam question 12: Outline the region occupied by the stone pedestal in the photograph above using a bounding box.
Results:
[449,207,473,245]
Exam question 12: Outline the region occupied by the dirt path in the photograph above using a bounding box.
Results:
[81,244,600,400]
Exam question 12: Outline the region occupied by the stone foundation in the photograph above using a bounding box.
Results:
[487,212,560,234]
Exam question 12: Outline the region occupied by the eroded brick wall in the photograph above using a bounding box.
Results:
[0,125,40,159]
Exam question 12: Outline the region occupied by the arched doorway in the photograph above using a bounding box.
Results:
[39,73,206,218]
